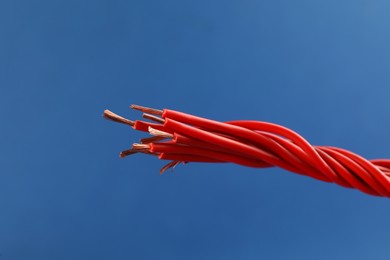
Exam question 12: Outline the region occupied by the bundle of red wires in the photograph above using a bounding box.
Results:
[104,104,390,198]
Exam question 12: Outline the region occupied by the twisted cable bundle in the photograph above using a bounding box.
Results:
[104,104,390,198]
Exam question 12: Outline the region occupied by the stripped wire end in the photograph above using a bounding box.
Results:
[120,144,154,158]
[103,109,134,127]
[130,104,163,116]
[131,143,150,152]
[148,127,173,139]
[143,113,165,124]
[119,149,137,158]
[140,136,166,144]
[160,161,181,175]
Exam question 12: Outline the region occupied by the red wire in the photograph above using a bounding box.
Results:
[104,105,390,198]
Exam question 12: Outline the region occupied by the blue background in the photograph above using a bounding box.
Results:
[1,0,390,259]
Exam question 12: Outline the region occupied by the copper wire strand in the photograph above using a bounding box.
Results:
[130,104,163,116]
[120,149,157,158]
[148,127,174,139]
[143,113,165,124]
[132,143,150,151]
[119,149,138,158]
[103,109,134,127]
[160,161,181,175]
[120,144,157,158]
[140,136,167,144]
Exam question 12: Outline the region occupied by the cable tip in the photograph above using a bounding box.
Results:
[119,149,137,158]
[160,161,181,175]
[130,104,163,116]
[148,127,173,138]
[132,143,150,151]
[103,109,135,127]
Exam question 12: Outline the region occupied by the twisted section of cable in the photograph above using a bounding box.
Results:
[104,105,390,198]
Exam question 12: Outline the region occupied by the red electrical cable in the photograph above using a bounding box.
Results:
[104,105,390,198]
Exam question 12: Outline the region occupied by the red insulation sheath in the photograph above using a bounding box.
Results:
[164,118,300,173]
[226,120,339,183]
[150,143,271,168]
[172,133,271,167]
[159,153,225,163]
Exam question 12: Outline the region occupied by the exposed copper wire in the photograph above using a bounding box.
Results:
[130,104,163,116]
[120,148,157,158]
[119,149,138,158]
[140,136,167,144]
[160,161,181,175]
[142,113,165,124]
[103,109,134,127]
[148,127,173,139]
[131,143,150,151]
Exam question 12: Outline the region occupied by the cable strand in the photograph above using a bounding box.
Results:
[104,105,390,198]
